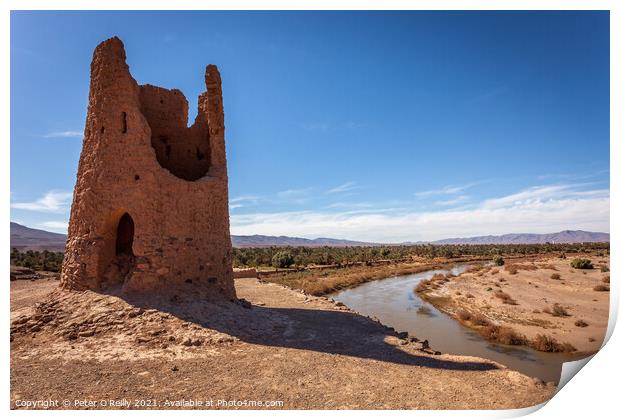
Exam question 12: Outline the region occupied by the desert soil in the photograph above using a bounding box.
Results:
[11,275,554,410]
[419,255,610,353]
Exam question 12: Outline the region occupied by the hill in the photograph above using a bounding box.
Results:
[429,230,610,245]
[10,222,67,251]
[10,222,609,251]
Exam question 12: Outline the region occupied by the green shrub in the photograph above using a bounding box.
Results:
[493,256,505,266]
[271,251,294,268]
[10,248,64,272]
[571,258,593,269]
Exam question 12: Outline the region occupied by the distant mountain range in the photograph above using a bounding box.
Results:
[231,235,374,247]
[427,230,610,245]
[10,222,68,252]
[10,222,609,252]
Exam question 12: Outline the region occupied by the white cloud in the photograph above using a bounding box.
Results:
[434,195,470,206]
[276,188,313,201]
[414,182,479,198]
[325,202,373,209]
[231,184,610,243]
[229,195,262,210]
[38,221,69,232]
[326,181,358,194]
[481,184,603,209]
[11,191,72,213]
[42,131,83,139]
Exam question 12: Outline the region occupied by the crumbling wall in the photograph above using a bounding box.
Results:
[60,36,235,299]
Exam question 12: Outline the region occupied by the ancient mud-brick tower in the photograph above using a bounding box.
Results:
[60,37,235,298]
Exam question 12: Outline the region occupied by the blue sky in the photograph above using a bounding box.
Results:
[10,11,609,242]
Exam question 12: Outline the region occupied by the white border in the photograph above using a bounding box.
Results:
[2,2,617,419]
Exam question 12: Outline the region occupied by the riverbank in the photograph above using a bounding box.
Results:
[416,254,610,354]
[259,256,490,296]
[11,276,554,409]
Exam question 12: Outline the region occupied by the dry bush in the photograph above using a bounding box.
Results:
[602,275,610,284]
[466,293,475,299]
[499,277,506,282]
[538,263,557,271]
[529,334,576,352]
[455,291,462,296]
[507,263,537,271]
[470,313,491,327]
[529,318,552,327]
[544,303,570,317]
[507,267,518,275]
[490,268,499,275]
[415,279,432,293]
[551,303,570,317]
[465,265,483,274]
[574,319,589,328]
[456,309,472,321]
[600,265,609,273]
[594,284,610,292]
[494,291,518,305]
[550,273,561,280]
[481,324,527,345]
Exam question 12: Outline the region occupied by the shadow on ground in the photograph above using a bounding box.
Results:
[114,288,500,372]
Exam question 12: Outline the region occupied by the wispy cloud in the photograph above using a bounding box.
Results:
[414,182,479,198]
[481,184,602,209]
[42,131,83,139]
[38,221,69,232]
[277,188,313,198]
[326,181,359,194]
[229,195,262,209]
[231,184,609,242]
[11,191,72,213]
[434,195,470,206]
[325,201,374,209]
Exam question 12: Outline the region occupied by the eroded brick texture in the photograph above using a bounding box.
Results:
[60,37,235,298]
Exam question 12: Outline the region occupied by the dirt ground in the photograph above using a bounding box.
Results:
[9,274,556,410]
[419,255,610,353]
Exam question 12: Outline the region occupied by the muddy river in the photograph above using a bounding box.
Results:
[330,264,582,382]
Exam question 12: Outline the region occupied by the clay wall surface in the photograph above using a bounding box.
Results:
[60,37,235,299]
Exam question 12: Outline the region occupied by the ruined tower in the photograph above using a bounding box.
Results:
[60,37,235,299]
